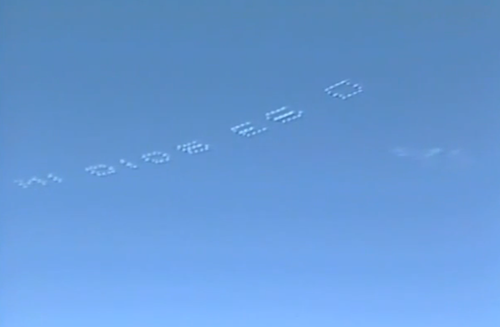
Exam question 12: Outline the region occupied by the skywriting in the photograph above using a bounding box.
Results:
[12,78,468,190]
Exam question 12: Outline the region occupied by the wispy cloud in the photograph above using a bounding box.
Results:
[390,146,473,170]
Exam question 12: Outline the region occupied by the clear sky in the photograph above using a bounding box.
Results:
[1,1,499,326]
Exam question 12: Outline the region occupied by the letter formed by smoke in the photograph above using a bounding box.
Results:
[13,177,46,188]
[141,151,171,164]
[265,106,304,124]
[119,159,139,169]
[14,173,63,189]
[85,164,117,177]
[47,173,63,183]
[176,141,210,155]
[324,79,363,100]
[230,122,268,138]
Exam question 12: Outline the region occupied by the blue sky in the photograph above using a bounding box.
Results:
[1,1,499,326]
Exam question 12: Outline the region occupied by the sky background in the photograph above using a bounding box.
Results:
[1,0,499,326]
